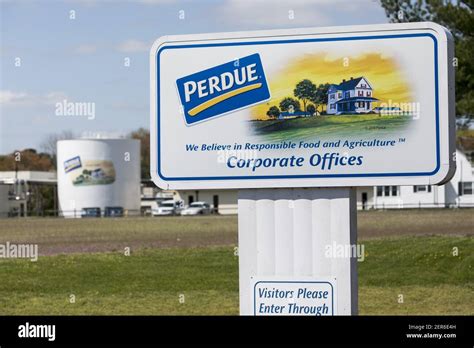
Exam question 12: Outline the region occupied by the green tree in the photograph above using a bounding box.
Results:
[380,0,474,125]
[266,106,281,119]
[310,83,331,113]
[307,104,316,116]
[279,97,301,112]
[129,128,150,180]
[0,149,54,171]
[294,79,317,115]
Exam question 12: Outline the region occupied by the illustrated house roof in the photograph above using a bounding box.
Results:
[328,77,372,93]
[337,77,365,91]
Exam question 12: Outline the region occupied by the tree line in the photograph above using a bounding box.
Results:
[266,79,330,119]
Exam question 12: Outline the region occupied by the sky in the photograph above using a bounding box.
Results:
[0,0,389,154]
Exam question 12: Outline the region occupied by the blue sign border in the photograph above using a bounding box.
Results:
[156,33,440,181]
[252,280,335,316]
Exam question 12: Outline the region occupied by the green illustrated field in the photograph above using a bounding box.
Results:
[0,210,472,315]
[250,114,411,142]
[72,177,115,186]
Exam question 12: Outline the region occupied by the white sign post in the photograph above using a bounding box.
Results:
[150,22,455,315]
[238,188,357,315]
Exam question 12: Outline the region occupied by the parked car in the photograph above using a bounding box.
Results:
[140,197,169,216]
[152,200,184,216]
[81,207,101,218]
[180,201,212,216]
[104,206,124,217]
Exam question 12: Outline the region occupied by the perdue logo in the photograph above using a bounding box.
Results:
[64,156,82,173]
[176,53,270,125]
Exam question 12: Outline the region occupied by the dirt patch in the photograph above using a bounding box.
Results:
[1,209,472,255]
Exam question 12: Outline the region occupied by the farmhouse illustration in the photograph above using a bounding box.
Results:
[327,76,378,115]
[70,160,116,186]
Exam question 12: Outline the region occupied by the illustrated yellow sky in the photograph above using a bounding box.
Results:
[251,52,413,119]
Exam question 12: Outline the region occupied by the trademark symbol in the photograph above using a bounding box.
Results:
[399,138,406,143]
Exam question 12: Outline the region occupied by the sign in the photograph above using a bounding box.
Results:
[64,156,82,173]
[176,53,270,125]
[150,22,455,190]
[252,279,336,316]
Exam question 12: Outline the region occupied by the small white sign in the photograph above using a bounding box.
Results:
[252,279,336,316]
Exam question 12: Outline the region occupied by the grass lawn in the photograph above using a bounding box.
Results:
[0,236,472,315]
[250,114,411,142]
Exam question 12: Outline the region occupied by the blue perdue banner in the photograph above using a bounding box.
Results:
[63,156,82,173]
[176,53,270,125]
[150,23,455,190]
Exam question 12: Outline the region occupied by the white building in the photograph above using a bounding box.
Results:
[172,149,474,214]
[450,149,474,206]
[359,150,473,209]
[0,183,26,217]
[0,171,57,217]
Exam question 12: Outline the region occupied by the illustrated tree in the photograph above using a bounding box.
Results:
[307,104,316,116]
[380,0,473,126]
[279,97,301,113]
[294,79,317,116]
[310,83,331,114]
[266,106,281,119]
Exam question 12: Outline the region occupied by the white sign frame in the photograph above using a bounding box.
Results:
[150,22,455,190]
